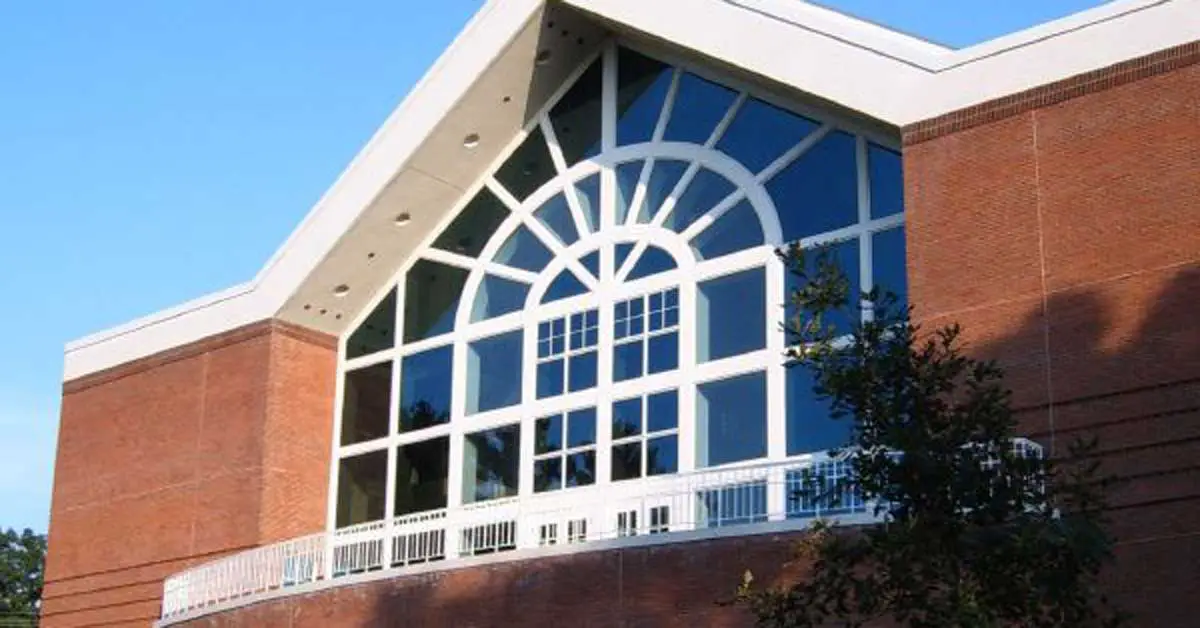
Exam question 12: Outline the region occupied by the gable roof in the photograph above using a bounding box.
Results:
[63,0,1199,381]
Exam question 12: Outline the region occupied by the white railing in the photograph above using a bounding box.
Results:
[160,440,1041,620]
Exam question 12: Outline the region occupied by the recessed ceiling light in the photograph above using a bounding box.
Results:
[463,133,481,149]
[394,212,412,226]
[535,49,552,66]
[333,284,350,297]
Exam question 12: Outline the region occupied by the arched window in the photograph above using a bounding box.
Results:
[332,45,905,529]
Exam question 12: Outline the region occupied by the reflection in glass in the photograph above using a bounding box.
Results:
[662,168,735,233]
[404,260,468,343]
[647,436,678,476]
[566,452,596,487]
[534,193,579,246]
[869,144,904,219]
[786,365,847,456]
[534,457,562,493]
[567,407,597,447]
[697,371,767,467]
[399,346,452,432]
[346,288,395,359]
[616,48,672,146]
[551,59,603,166]
[395,437,449,516]
[494,126,555,201]
[341,362,391,445]
[612,442,642,481]
[337,450,387,527]
[432,187,508,257]
[471,275,529,322]
[535,414,564,454]
[717,98,817,173]
[463,424,521,503]
[691,199,763,261]
[494,226,552,272]
[767,130,859,241]
[613,397,642,438]
[466,332,522,415]
[664,73,738,145]
[697,267,766,362]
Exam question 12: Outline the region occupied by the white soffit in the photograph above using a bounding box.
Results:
[63,0,1199,381]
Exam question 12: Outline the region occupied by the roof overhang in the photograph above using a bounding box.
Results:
[63,0,1200,381]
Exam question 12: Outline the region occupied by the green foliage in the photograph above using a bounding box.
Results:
[0,527,45,625]
[736,245,1123,627]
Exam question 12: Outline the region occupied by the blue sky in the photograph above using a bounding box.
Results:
[0,0,1105,533]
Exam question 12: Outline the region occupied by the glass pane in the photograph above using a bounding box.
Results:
[663,72,738,144]
[872,227,907,309]
[534,193,579,246]
[786,238,861,335]
[647,331,678,375]
[647,435,678,476]
[536,360,564,399]
[471,275,529,322]
[615,160,643,224]
[662,168,735,233]
[697,267,766,362]
[534,457,563,493]
[613,397,643,439]
[612,442,643,481]
[432,187,508,257]
[613,341,644,382]
[579,250,600,280]
[717,98,817,174]
[786,365,847,455]
[463,424,521,503]
[637,159,689,223]
[767,130,859,241]
[697,371,767,467]
[615,242,635,271]
[404,260,468,343]
[868,143,904,219]
[567,407,597,447]
[627,246,677,281]
[691,199,763,261]
[399,346,452,432]
[341,362,391,446]
[466,331,523,414]
[647,390,678,432]
[494,126,555,201]
[566,451,596,487]
[542,268,588,304]
[394,436,449,516]
[494,225,553,272]
[536,414,563,454]
[575,174,601,233]
[568,351,598,392]
[550,59,603,166]
[616,48,672,146]
[336,450,387,528]
[346,288,396,359]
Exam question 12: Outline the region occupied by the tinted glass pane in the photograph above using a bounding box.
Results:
[786,365,847,455]
[615,160,643,224]
[494,126,555,201]
[567,408,597,447]
[568,352,598,392]
[868,144,904,219]
[404,260,468,343]
[664,73,737,144]
[346,288,396,359]
[872,227,907,309]
[616,48,672,146]
[575,174,601,233]
[663,168,735,233]
[566,451,596,487]
[648,331,678,374]
[542,268,588,304]
[614,242,634,271]
[612,442,642,481]
[647,435,678,476]
[767,130,859,241]
[534,193,579,246]
[394,436,449,516]
[579,250,600,280]
[341,362,391,445]
[466,332,522,414]
[697,267,766,362]
[494,226,553,272]
[550,59,603,166]
[471,275,529,322]
[647,390,678,432]
[613,341,644,382]
[463,424,520,503]
[537,360,564,399]
[536,414,563,454]
[717,98,817,173]
[613,397,642,439]
[336,450,387,528]
[534,457,563,493]
[637,159,688,223]
[691,199,763,261]
[433,187,508,257]
[786,238,860,335]
[627,246,677,280]
[697,372,767,467]
[399,346,452,432]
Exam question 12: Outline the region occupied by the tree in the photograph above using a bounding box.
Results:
[0,527,45,625]
[735,245,1123,627]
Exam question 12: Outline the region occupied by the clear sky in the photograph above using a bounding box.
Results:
[0,0,1106,533]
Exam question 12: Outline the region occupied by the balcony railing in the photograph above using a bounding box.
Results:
[159,440,1040,621]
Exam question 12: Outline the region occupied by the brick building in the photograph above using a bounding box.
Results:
[45,0,1199,626]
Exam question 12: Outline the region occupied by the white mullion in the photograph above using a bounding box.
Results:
[704,92,747,149]
[619,68,678,228]
[522,214,600,292]
[756,124,834,185]
[623,158,654,227]
[766,251,788,463]
[519,307,538,498]
[485,177,524,214]
[342,348,398,373]
[693,245,774,282]
[678,274,698,474]
[677,189,748,243]
[422,247,481,271]
[856,135,874,324]
[653,68,682,142]
[486,263,538,285]
[384,339,401,563]
[542,116,592,239]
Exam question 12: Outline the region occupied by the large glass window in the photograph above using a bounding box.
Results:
[534,408,598,492]
[336,450,387,528]
[697,372,767,467]
[395,437,450,516]
[614,288,679,382]
[463,424,521,504]
[340,362,391,445]
[466,332,522,415]
[612,390,679,481]
[697,268,766,362]
[399,347,451,432]
[537,310,599,398]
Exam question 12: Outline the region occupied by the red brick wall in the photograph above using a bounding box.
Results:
[43,321,336,628]
[904,53,1200,626]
